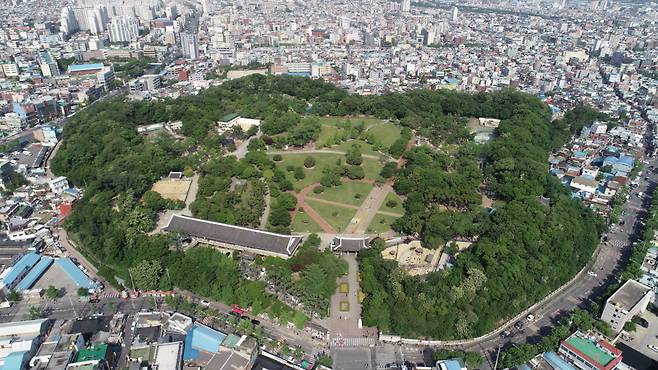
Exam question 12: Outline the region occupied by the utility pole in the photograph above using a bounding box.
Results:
[493,343,502,370]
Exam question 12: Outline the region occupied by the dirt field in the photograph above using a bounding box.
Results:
[381,240,441,276]
[151,179,192,201]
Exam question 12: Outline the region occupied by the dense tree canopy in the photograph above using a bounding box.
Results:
[359,91,604,339]
[52,74,604,339]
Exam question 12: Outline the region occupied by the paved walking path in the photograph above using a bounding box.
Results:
[292,179,403,235]
[303,195,401,218]
[329,254,364,338]
[292,184,337,234]
[344,184,395,234]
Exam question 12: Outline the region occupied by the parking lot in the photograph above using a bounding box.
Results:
[32,263,81,299]
[619,311,658,361]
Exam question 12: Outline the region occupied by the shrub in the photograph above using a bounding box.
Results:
[273,154,283,162]
[313,185,325,194]
[386,200,398,208]
[286,165,295,172]
[294,167,306,179]
[380,162,398,178]
[346,165,365,179]
[304,156,316,168]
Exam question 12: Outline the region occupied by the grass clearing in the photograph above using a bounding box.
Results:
[380,192,405,215]
[340,301,349,312]
[366,213,400,235]
[333,139,379,156]
[270,152,384,191]
[365,122,402,148]
[317,125,340,147]
[290,210,323,233]
[305,198,357,232]
[317,116,384,128]
[310,181,373,207]
[270,152,342,190]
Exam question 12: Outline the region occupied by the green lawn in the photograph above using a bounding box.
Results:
[270,152,384,191]
[305,199,357,232]
[379,192,405,215]
[365,122,402,148]
[291,210,323,233]
[317,116,385,128]
[310,181,373,207]
[316,116,397,156]
[317,125,340,147]
[334,139,380,156]
[366,213,400,234]
[271,152,342,190]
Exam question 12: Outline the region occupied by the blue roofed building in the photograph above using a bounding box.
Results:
[614,155,634,173]
[182,323,227,361]
[67,63,104,75]
[603,156,618,167]
[54,257,99,290]
[544,352,579,370]
[1,350,30,370]
[574,150,588,160]
[1,252,40,291]
[435,359,465,370]
[15,257,53,291]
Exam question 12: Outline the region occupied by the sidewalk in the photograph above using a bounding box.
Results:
[176,290,329,353]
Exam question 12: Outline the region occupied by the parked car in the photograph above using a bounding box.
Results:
[500,330,511,338]
[200,299,210,307]
[514,321,524,330]
[638,318,649,328]
[587,270,598,277]
[526,314,535,321]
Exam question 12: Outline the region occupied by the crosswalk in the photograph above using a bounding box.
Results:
[607,240,625,249]
[100,292,121,299]
[331,336,377,347]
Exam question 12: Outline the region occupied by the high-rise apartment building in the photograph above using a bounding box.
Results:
[180,32,199,60]
[59,6,79,35]
[402,0,411,13]
[108,15,139,43]
[39,52,60,78]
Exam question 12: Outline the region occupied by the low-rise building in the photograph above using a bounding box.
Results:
[600,279,653,333]
[558,331,622,370]
[48,177,69,194]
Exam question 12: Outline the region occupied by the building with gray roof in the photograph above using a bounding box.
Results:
[163,215,302,258]
[601,279,653,334]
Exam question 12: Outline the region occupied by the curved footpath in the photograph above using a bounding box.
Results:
[381,155,655,369]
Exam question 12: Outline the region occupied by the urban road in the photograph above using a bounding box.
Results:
[465,158,658,369]
[333,153,658,369]
[4,158,654,370]
[3,88,654,367]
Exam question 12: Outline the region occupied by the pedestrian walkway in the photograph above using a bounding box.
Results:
[100,292,121,299]
[608,239,625,248]
[331,336,377,347]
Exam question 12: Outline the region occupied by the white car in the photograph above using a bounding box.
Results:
[526,314,535,321]
[587,270,598,277]
[648,344,658,353]
[200,299,210,307]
